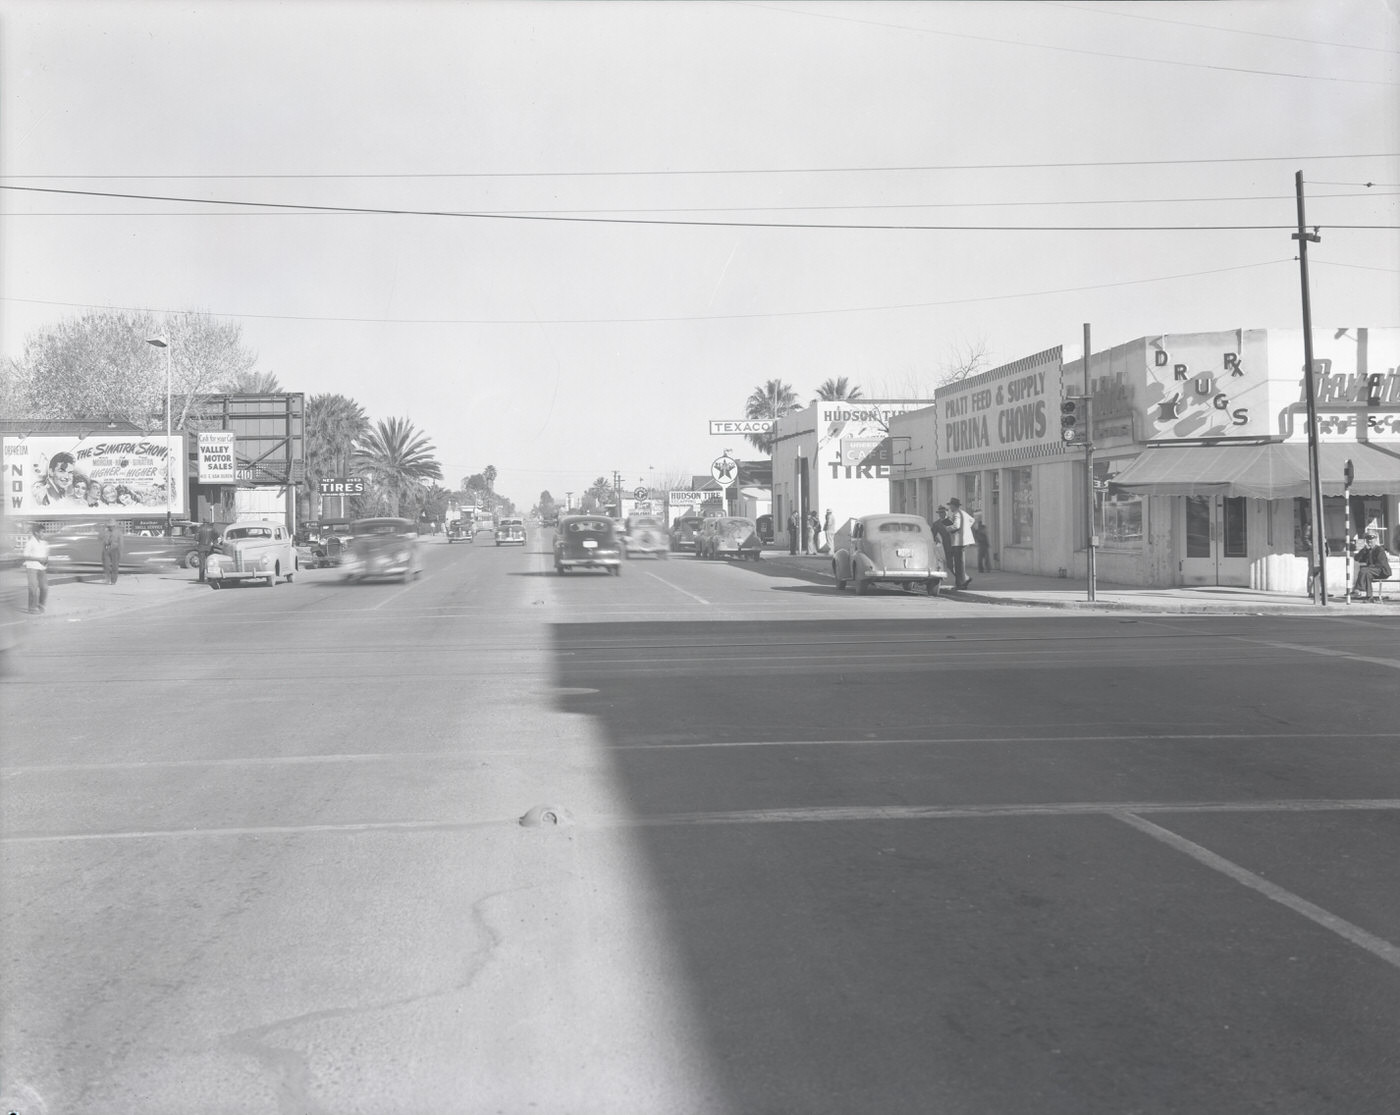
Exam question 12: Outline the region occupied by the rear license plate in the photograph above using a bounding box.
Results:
[582,540,597,549]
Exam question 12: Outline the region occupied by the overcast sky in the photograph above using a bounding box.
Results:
[2,0,1396,507]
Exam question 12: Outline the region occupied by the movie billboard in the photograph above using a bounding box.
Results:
[3,434,184,517]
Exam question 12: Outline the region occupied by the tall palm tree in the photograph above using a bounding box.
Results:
[483,464,498,511]
[744,378,799,454]
[354,417,443,517]
[305,394,371,519]
[816,376,862,401]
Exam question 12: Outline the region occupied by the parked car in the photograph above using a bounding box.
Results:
[670,515,705,552]
[756,513,775,544]
[494,517,526,546]
[446,519,465,543]
[553,514,622,575]
[204,520,298,588]
[696,516,762,561]
[341,517,423,583]
[623,515,669,559]
[44,518,208,572]
[831,513,947,596]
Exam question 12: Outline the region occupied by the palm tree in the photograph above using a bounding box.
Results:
[305,394,371,519]
[483,464,498,511]
[354,417,443,517]
[216,369,283,393]
[744,378,799,454]
[816,376,862,401]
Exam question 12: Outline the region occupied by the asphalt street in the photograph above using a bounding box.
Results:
[2,528,1397,1114]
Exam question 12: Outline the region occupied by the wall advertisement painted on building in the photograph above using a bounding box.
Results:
[1143,330,1271,441]
[816,402,928,480]
[1266,327,1400,442]
[935,347,1064,466]
[4,434,184,516]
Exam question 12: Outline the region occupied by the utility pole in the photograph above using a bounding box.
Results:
[1293,171,1327,606]
[1083,323,1096,602]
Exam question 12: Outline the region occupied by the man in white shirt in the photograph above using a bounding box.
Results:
[22,522,50,614]
[948,497,977,590]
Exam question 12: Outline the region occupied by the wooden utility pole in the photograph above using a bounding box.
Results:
[1293,171,1327,606]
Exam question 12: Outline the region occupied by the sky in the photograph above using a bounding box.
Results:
[2,0,1397,510]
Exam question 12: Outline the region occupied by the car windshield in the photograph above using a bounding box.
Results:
[226,526,273,540]
[353,521,408,536]
[877,521,923,533]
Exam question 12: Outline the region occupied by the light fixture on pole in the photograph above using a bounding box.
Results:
[146,336,173,531]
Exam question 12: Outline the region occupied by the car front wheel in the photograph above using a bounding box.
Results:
[833,562,846,591]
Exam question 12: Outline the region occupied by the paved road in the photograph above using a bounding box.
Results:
[3,529,1397,1113]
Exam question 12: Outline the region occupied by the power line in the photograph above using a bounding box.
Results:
[2,258,1300,326]
[1,153,1395,181]
[735,1,1400,86]
[3,185,1396,232]
[7,190,1397,220]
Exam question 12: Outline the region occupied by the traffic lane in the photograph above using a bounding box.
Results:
[623,810,1400,1114]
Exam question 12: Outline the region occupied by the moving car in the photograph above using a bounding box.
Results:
[204,520,298,588]
[446,519,465,543]
[696,516,762,561]
[553,514,622,575]
[623,515,669,559]
[341,517,423,583]
[831,513,947,596]
[670,515,705,553]
[44,519,208,572]
[494,517,526,546]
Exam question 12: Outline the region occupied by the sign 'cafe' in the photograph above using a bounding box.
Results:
[889,327,1400,592]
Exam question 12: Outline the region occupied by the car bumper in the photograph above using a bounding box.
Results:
[864,567,945,581]
[343,557,413,577]
[557,555,621,569]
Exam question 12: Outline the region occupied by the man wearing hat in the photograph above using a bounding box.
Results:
[947,497,977,590]
[930,505,954,567]
[1350,531,1392,601]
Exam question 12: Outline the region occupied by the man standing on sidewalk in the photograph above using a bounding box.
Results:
[948,497,977,590]
[196,518,219,583]
[99,520,123,584]
[23,523,49,614]
[787,509,799,556]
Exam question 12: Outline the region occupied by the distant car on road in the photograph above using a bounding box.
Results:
[553,514,622,575]
[204,521,298,588]
[670,515,704,553]
[446,519,465,543]
[831,513,947,596]
[494,517,526,546]
[341,517,423,583]
[696,516,762,561]
[623,515,669,559]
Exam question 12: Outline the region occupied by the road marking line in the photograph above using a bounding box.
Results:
[1229,637,1400,671]
[607,731,1400,750]
[642,569,710,605]
[1113,810,1400,970]
[5,798,1398,844]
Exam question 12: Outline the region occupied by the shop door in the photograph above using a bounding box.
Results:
[1181,496,1250,585]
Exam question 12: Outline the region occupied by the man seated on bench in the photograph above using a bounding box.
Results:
[1350,532,1392,601]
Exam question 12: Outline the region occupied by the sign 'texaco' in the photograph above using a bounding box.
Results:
[708,419,773,436]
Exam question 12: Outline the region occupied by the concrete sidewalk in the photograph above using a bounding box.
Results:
[758,550,1400,615]
[2,568,211,628]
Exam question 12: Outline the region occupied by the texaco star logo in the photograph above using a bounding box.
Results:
[713,458,736,482]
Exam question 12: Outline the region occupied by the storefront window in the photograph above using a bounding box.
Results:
[1222,497,1247,557]
[1096,460,1142,547]
[1186,497,1211,558]
[1296,496,1394,555]
[1009,468,1033,545]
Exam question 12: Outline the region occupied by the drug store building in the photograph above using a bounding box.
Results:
[888,328,1400,590]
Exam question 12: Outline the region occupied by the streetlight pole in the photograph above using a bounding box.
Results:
[146,336,174,532]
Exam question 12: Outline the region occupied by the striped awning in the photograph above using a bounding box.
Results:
[1112,441,1400,499]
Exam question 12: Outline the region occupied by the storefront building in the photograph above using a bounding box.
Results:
[770,399,930,547]
[890,328,1399,590]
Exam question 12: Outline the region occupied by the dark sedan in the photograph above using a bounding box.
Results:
[340,518,423,583]
[553,514,622,575]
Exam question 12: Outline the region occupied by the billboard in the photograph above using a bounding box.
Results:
[935,348,1064,463]
[197,431,237,483]
[3,434,184,517]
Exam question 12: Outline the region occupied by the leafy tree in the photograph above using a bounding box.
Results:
[216,369,283,393]
[7,310,257,430]
[354,417,443,516]
[304,393,371,519]
[743,378,799,454]
[536,490,558,520]
[816,376,862,401]
[582,475,614,511]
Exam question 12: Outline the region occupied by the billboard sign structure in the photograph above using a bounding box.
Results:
[197,431,237,483]
[4,434,184,517]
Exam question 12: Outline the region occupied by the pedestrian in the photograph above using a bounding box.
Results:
[973,517,991,573]
[929,505,954,562]
[823,509,835,550]
[23,522,49,614]
[99,519,123,584]
[808,510,824,554]
[947,497,977,590]
[787,509,800,555]
[196,517,220,583]
[1350,532,1392,601]
[802,510,815,554]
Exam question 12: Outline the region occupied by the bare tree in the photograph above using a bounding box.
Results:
[936,337,992,387]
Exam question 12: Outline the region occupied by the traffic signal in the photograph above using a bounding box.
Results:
[1060,398,1082,443]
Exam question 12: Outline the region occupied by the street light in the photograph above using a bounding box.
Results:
[146,336,173,531]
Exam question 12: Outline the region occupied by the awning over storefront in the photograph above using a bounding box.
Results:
[1112,441,1400,499]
